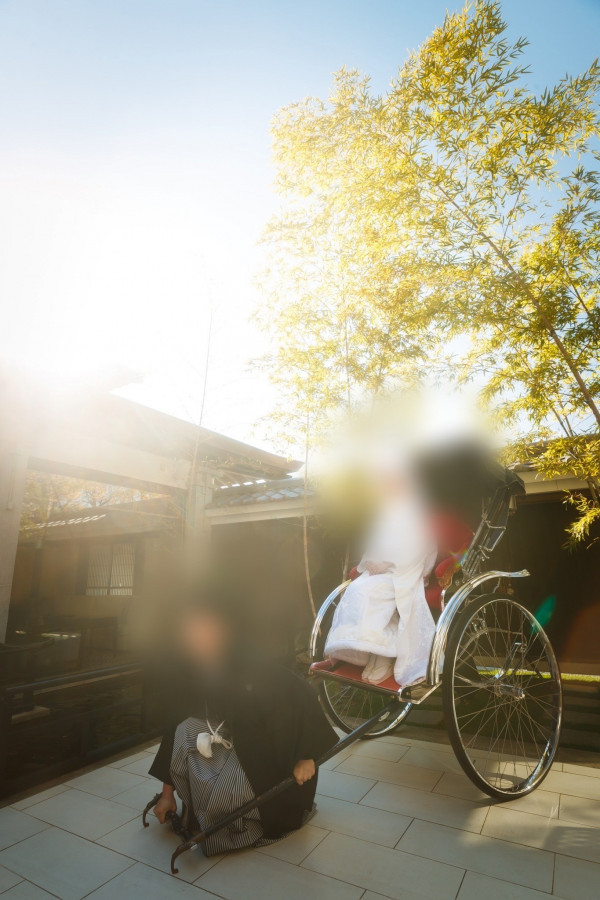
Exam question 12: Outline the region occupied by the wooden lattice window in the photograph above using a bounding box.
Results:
[85,542,136,596]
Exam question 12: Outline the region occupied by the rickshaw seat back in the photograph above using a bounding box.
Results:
[428,511,474,609]
[425,582,444,611]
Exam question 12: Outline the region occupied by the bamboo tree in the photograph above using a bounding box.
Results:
[260,0,600,541]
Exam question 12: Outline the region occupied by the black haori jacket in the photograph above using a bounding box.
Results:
[149,659,338,839]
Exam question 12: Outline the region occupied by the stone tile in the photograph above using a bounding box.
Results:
[25,788,138,839]
[10,783,70,810]
[457,871,563,900]
[198,849,364,900]
[302,831,464,899]
[0,808,49,852]
[111,750,155,769]
[361,895,401,900]
[362,893,450,900]
[116,756,156,778]
[553,853,600,900]
[0,882,56,899]
[433,772,560,817]
[313,794,411,847]
[319,746,354,770]
[349,740,409,763]
[499,789,560,819]
[335,754,442,791]
[0,827,132,900]
[87,861,216,899]
[397,819,553,892]
[316,768,375,802]
[144,742,161,752]
[559,794,600,828]
[432,772,485,803]
[542,770,600,801]
[258,824,329,864]
[0,864,22,892]
[561,762,600,779]
[360,780,487,833]
[98,816,219,882]
[111,779,161,812]
[400,746,464,774]
[390,737,451,754]
[376,734,413,748]
[66,767,148,799]
[483,805,600,865]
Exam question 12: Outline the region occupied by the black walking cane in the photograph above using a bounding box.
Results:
[168,697,402,874]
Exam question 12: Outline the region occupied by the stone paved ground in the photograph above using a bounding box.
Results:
[1,732,599,900]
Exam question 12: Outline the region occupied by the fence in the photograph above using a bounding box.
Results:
[0,663,161,798]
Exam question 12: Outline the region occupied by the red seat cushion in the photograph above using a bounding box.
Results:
[310,658,402,691]
[425,582,443,610]
[427,513,473,608]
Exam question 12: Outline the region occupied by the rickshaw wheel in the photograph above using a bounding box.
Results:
[313,588,412,738]
[318,680,411,738]
[443,595,562,799]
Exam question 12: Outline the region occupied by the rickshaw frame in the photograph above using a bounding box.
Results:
[310,568,531,702]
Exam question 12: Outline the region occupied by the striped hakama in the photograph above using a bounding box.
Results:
[169,717,314,856]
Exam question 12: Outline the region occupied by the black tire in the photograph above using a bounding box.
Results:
[312,586,412,738]
[443,594,562,799]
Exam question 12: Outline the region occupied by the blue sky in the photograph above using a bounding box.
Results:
[1,0,599,448]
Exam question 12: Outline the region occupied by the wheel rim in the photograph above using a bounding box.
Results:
[450,598,561,795]
[321,679,410,736]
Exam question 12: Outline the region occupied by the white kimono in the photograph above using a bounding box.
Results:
[325,494,436,686]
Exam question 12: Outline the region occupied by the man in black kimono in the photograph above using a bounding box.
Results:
[148,587,337,853]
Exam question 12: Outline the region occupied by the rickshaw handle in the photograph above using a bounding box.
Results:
[142,793,193,841]
[169,697,403,874]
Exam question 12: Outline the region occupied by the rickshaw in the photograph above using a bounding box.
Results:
[144,458,562,874]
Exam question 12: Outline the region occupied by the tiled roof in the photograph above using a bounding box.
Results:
[22,513,108,531]
[20,498,180,541]
[208,478,311,508]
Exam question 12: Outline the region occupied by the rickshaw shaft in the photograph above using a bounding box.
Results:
[170,697,403,874]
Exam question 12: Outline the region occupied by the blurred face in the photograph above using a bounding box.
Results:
[178,608,231,666]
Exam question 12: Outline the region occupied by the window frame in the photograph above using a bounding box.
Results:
[84,539,137,597]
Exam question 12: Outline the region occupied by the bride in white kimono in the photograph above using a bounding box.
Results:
[325,465,436,686]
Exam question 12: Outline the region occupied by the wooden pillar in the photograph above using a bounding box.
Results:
[0,377,35,643]
[0,445,29,642]
[184,466,216,572]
